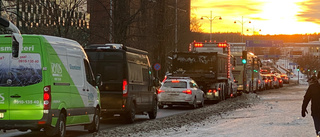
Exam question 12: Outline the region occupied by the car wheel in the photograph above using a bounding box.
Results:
[190,97,197,109]
[46,113,66,137]
[88,107,100,133]
[125,102,135,123]
[199,97,205,108]
[148,100,157,119]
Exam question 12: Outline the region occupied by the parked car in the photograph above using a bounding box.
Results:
[158,77,205,109]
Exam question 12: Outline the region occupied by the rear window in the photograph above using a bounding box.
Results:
[86,51,124,91]
[0,53,42,86]
[163,81,187,88]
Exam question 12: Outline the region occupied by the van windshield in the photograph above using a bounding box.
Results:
[0,53,42,86]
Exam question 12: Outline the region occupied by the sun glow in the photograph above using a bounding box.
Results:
[192,0,320,35]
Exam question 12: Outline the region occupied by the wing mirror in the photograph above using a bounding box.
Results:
[95,74,102,87]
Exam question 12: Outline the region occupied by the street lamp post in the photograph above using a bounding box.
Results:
[246,27,261,53]
[234,16,251,43]
[201,11,222,42]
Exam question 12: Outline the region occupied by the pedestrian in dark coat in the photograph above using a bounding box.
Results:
[302,75,320,136]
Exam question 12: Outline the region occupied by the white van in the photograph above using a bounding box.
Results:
[0,34,101,137]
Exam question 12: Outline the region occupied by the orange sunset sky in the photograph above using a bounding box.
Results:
[191,0,320,35]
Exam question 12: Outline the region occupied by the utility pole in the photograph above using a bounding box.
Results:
[251,57,254,92]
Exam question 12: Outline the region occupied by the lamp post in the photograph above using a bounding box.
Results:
[200,11,222,42]
[234,16,251,43]
[246,27,261,41]
[246,27,261,53]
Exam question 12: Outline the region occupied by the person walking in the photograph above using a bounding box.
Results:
[302,75,320,136]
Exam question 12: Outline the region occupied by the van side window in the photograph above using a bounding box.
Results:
[142,68,149,82]
[84,59,95,86]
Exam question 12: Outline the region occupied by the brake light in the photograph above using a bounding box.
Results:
[218,43,227,48]
[183,89,192,94]
[171,80,180,83]
[265,80,268,83]
[194,42,203,47]
[208,89,212,93]
[43,85,51,110]
[158,89,165,94]
[258,80,261,84]
[123,79,128,97]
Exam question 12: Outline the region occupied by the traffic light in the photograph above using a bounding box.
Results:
[297,66,300,71]
[242,51,247,64]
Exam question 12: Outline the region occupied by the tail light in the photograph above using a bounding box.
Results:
[258,80,261,84]
[265,80,268,83]
[123,79,128,97]
[43,85,51,110]
[171,80,180,83]
[158,89,165,94]
[208,89,217,93]
[183,89,192,94]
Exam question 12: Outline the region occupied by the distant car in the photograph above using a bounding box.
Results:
[271,74,279,89]
[277,75,283,87]
[258,74,266,91]
[281,74,290,84]
[261,74,272,89]
[158,77,205,109]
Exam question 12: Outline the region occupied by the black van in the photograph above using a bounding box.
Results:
[85,44,158,123]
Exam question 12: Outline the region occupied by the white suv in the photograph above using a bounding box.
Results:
[158,77,205,109]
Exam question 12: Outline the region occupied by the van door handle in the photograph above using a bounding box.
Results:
[10,95,21,98]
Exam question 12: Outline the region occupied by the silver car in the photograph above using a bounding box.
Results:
[158,77,205,109]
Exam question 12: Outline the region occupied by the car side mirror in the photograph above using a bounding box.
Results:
[95,74,102,87]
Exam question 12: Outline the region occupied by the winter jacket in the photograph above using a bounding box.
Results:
[302,82,320,117]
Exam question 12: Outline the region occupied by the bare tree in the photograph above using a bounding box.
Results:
[190,13,203,32]
[1,0,89,45]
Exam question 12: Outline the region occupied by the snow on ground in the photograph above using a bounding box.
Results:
[96,83,314,137]
[96,82,316,137]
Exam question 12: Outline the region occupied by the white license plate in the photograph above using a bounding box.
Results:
[0,113,3,119]
[169,93,179,96]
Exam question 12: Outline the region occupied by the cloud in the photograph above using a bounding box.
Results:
[192,0,264,15]
[297,0,320,24]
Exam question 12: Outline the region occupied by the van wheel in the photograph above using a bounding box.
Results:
[125,102,135,123]
[46,113,66,137]
[88,107,100,133]
[148,100,157,119]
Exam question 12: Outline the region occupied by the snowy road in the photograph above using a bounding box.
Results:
[116,84,315,137]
